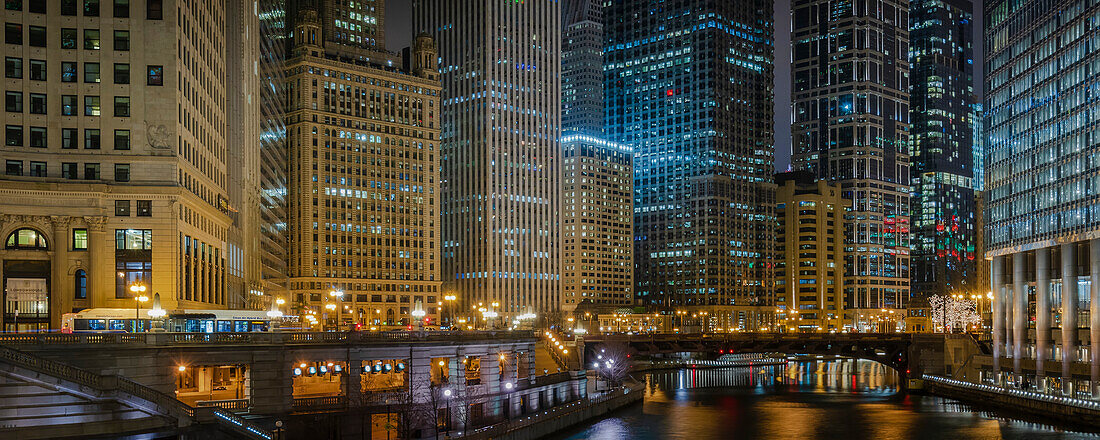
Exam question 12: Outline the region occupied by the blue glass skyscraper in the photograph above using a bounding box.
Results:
[604,0,775,328]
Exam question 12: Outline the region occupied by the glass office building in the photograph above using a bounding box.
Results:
[605,0,776,329]
[909,0,977,300]
[986,0,1100,395]
[791,0,912,314]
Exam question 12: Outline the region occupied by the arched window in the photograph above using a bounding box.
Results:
[5,228,48,250]
[75,270,87,299]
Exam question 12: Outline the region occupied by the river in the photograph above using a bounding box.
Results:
[552,359,1099,440]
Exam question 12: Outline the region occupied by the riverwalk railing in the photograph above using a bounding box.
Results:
[459,385,644,440]
[0,345,272,440]
[922,375,1100,412]
[635,354,787,371]
[0,330,537,347]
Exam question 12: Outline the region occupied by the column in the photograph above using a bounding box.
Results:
[85,216,109,307]
[1013,253,1027,382]
[49,217,71,329]
[1090,239,1100,398]
[1036,248,1051,389]
[1062,243,1079,395]
[992,255,1005,381]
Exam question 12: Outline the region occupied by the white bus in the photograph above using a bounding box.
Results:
[61,308,287,333]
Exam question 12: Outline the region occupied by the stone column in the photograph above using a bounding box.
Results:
[1091,239,1100,398]
[1036,247,1051,389]
[992,255,1005,381]
[1013,253,1027,382]
[49,217,71,329]
[1062,243,1079,395]
[85,216,109,307]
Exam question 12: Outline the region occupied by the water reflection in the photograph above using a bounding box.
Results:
[555,359,1099,440]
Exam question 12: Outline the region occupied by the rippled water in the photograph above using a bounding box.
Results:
[554,359,1099,440]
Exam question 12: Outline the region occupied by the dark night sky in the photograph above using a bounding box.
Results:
[386,0,984,173]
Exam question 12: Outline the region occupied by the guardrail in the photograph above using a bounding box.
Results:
[0,330,538,346]
[922,375,1100,412]
[460,385,643,440]
[293,395,348,412]
[0,345,272,440]
[196,398,250,412]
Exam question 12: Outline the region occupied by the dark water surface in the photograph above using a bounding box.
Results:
[554,359,1099,440]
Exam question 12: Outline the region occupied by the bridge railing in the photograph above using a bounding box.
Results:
[0,330,537,346]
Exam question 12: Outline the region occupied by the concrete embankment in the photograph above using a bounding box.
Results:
[921,376,1100,430]
[460,386,643,440]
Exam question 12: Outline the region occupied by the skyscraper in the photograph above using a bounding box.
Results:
[986,0,1100,394]
[258,0,291,301]
[0,0,243,330]
[415,0,562,320]
[226,0,265,309]
[605,0,776,329]
[286,6,442,329]
[561,0,633,315]
[791,0,911,316]
[909,0,977,300]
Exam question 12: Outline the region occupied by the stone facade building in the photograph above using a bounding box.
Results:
[0,0,258,330]
[285,7,442,330]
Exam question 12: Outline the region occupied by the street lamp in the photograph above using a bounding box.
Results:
[443,294,457,329]
[129,282,148,332]
[329,289,343,331]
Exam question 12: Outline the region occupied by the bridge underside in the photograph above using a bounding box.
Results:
[578,334,954,379]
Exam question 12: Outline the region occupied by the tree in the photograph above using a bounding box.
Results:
[591,342,633,389]
[928,294,981,333]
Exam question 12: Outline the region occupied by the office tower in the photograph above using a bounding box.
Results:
[562,0,604,135]
[226,0,264,309]
[286,7,442,330]
[605,0,776,330]
[561,0,633,315]
[415,0,562,320]
[986,0,1100,394]
[909,0,976,302]
[258,0,291,301]
[791,0,911,314]
[775,171,847,332]
[0,0,239,330]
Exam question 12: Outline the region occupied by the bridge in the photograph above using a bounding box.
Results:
[578,332,989,382]
[0,331,589,439]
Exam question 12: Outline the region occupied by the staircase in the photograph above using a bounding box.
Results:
[0,346,272,439]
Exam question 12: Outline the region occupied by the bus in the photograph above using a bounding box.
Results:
[61,308,289,333]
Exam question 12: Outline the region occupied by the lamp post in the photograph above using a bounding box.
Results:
[328,289,343,330]
[129,282,148,332]
[324,303,337,331]
[444,294,457,329]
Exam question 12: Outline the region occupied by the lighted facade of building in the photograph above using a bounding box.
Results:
[415,0,562,320]
[256,0,290,304]
[561,135,633,314]
[0,0,254,331]
[605,0,776,330]
[775,171,847,331]
[985,0,1100,394]
[561,0,633,315]
[285,9,442,329]
[909,0,977,302]
[791,0,911,312]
